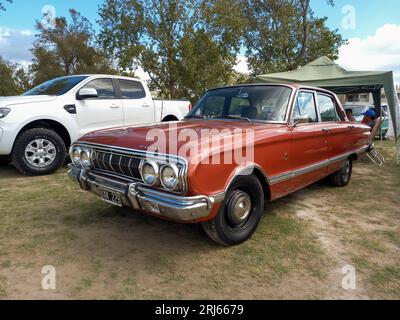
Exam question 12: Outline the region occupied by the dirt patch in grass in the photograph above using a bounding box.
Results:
[0,141,399,299]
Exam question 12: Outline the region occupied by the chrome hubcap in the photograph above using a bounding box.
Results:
[25,139,57,168]
[342,160,351,181]
[228,191,252,226]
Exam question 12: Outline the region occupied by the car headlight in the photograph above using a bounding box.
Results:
[140,160,159,186]
[70,146,82,166]
[160,163,180,190]
[80,148,92,169]
[0,108,11,119]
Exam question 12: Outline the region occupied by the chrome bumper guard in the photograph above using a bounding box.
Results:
[68,165,224,222]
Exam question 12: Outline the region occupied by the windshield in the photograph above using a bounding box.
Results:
[23,76,89,96]
[348,106,368,117]
[187,85,292,122]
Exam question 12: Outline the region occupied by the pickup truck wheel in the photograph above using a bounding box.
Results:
[329,158,352,187]
[12,128,66,175]
[202,175,264,246]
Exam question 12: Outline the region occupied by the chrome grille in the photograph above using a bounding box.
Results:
[92,150,142,180]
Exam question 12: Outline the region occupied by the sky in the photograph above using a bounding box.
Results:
[1,0,400,83]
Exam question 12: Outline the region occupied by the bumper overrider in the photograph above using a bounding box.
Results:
[68,164,224,222]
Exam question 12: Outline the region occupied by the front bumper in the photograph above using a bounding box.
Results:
[68,165,224,222]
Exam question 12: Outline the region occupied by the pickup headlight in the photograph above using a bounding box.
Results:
[160,163,180,190]
[140,160,159,186]
[0,108,11,119]
[80,149,92,169]
[70,146,82,166]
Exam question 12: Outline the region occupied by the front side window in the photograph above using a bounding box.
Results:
[23,76,88,96]
[293,91,318,123]
[188,86,292,122]
[118,80,146,99]
[318,94,338,122]
[82,79,116,99]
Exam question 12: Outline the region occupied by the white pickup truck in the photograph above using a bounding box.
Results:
[0,75,191,175]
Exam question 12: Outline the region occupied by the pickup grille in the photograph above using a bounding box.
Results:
[91,150,142,180]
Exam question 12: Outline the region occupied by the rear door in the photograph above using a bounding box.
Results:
[116,79,155,126]
[75,78,123,136]
[290,90,329,192]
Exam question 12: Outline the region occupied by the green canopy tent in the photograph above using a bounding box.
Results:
[257,56,400,164]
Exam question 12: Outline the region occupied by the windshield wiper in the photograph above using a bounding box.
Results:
[219,115,254,124]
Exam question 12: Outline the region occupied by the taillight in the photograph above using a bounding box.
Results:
[188,103,192,111]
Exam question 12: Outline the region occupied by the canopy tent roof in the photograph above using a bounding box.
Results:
[257,56,399,141]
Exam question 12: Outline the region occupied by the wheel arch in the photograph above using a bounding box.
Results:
[162,114,179,122]
[16,119,72,150]
[225,165,272,202]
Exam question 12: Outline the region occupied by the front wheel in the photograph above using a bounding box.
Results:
[329,158,352,187]
[11,128,66,175]
[202,175,264,246]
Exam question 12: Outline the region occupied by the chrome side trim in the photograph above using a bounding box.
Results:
[269,145,369,185]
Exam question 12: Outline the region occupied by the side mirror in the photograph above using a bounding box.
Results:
[77,88,98,100]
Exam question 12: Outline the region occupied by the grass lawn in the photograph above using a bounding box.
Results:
[0,140,399,299]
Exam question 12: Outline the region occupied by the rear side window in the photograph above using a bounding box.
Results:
[118,80,146,99]
[82,78,116,99]
[318,94,339,122]
[293,91,318,123]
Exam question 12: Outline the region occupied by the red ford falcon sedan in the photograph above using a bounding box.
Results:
[68,84,371,246]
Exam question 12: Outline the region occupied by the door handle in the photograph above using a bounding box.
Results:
[348,125,355,130]
[110,104,120,109]
[322,128,331,133]
[142,104,151,108]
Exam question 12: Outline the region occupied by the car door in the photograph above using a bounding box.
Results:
[75,78,123,136]
[316,92,351,173]
[116,79,155,126]
[290,90,330,192]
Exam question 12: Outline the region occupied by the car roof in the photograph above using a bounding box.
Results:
[206,83,336,95]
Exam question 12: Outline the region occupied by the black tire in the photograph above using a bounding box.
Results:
[329,158,352,187]
[202,175,264,246]
[11,128,66,176]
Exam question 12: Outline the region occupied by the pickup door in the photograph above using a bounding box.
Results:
[116,79,155,126]
[76,78,123,136]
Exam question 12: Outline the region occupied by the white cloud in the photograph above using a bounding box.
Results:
[338,24,400,84]
[234,55,249,74]
[0,26,35,66]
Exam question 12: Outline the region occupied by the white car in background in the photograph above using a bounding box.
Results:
[0,75,191,175]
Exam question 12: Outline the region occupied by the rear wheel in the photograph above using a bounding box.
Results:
[11,128,66,175]
[202,175,264,246]
[329,158,352,187]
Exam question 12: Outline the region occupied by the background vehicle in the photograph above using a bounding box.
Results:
[344,103,389,139]
[0,75,191,175]
[68,84,371,246]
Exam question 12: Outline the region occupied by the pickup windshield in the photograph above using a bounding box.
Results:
[187,85,292,122]
[23,76,89,96]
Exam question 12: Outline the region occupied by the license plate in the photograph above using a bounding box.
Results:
[100,189,122,207]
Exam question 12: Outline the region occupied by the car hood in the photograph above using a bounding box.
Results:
[78,120,287,163]
[0,95,57,108]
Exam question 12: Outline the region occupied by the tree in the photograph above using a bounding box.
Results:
[98,0,243,101]
[0,56,28,96]
[241,0,345,75]
[30,9,116,86]
[0,0,12,13]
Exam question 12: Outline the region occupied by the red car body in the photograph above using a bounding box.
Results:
[68,84,371,245]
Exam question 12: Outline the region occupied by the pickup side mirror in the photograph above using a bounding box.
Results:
[77,88,98,100]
